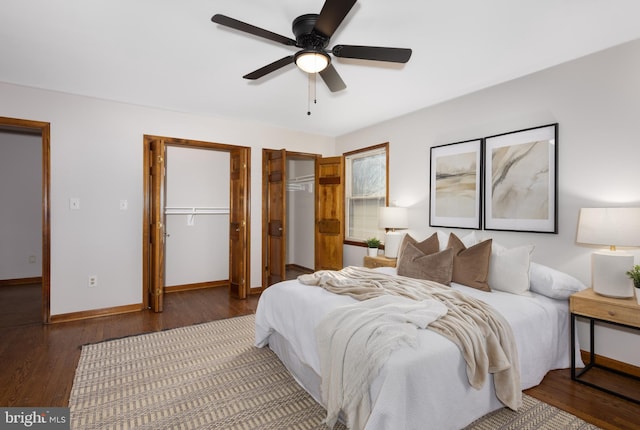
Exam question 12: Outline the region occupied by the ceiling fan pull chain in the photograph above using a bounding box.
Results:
[307,72,317,116]
[313,72,318,106]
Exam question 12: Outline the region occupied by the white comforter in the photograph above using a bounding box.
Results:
[255,268,576,430]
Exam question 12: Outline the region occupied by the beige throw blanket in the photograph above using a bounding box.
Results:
[299,266,522,417]
[316,294,448,429]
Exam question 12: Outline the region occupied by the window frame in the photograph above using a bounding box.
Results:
[343,143,389,247]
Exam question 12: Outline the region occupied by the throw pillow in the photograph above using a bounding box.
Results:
[437,230,478,251]
[397,233,439,263]
[448,233,492,291]
[397,243,454,286]
[488,242,535,295]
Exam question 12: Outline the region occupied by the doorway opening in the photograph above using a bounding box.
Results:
[143,135,250,312]
[0,116,51,324]
[262,150,321,288]
[285,155,316,279]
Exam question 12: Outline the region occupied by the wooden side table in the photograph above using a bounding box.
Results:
[363,255,397,269]
[570,288,640,403]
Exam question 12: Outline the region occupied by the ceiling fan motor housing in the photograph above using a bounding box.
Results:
[293,14,329,51]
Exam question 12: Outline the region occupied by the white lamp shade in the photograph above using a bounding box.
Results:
[577,207,640,248]
[379,207,408,230]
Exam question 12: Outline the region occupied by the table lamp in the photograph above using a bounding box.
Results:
[576,207,640,298]
[379,207,408,258]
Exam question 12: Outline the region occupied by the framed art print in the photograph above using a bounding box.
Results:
[429,139,482,229]
[484,123,558,233]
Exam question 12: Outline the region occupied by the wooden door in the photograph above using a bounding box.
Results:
[229,148,250,298]
[149,139,166,312]
[262,149,287,287]
[315,156,344,270]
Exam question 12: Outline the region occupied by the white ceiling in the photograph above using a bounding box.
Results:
[2,0,640,137]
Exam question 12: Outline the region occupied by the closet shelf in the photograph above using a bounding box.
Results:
[287,174,314,192]
[287,174,314,184]
[165,207,230,215]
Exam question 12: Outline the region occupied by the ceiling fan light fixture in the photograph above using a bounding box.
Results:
[295,50,330,74]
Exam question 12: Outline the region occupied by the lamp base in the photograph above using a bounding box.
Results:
[592,251,634,298]
[384,232,405,259]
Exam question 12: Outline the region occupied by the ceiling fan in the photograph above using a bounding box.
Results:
[211,0,412,92]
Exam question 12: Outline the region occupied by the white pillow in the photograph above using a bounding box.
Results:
[488,242,534,295]
[437,230,478,251]
[529,262,587,299]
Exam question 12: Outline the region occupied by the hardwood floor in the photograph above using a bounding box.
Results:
[0,286,638,429]
[0,283,41,328]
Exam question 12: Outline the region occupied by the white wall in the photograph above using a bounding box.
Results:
[0,82,334,315]
[337,39,640,366]
[164,146,230,286]
[0,131,42,279]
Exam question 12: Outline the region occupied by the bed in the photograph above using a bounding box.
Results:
[255,232,586,430]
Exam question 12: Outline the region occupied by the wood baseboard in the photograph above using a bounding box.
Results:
[49,303,144,324]
[285,263,314,273]
[0,277,42,286]
[165,280,228,293]
[581,349,640,378]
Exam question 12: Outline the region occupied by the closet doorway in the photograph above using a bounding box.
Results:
[0,116,51,324]
[143,136,250,312]
[262,150,319,287]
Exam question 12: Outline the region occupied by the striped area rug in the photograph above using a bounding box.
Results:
[69,314,599,430]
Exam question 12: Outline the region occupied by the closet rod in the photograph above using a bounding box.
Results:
[164,207,230,215]
[287,174,315,184]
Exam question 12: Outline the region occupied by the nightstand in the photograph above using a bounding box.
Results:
[363,255,397,269]
[570,288,640,404]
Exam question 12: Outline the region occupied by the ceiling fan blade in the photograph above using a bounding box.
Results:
[212,14,296,46]
[332,45,412,63]
[314,0,357,38]
[243,55,295,80]
[319,64,347,92]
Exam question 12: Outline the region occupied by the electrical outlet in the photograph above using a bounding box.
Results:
[88,275,98,288]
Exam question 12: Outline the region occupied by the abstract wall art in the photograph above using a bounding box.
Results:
[483,123,558,233]
[430,139,482,229]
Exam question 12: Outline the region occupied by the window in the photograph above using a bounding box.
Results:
[344,143,388,243]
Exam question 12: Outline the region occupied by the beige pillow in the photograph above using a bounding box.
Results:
[437,230,477,251]
[448,233,492,291]
[397,242,454,286]
[397,233,439,262]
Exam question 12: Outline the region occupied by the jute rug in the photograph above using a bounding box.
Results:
[70,314,600,430]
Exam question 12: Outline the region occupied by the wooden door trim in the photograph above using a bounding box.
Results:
[142,135,251,308]
[0,116,51,323]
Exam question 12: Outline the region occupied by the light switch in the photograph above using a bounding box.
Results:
[120,199,128,210]
[69,198,80,210]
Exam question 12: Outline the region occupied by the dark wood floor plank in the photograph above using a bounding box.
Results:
[1,285,639,429]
